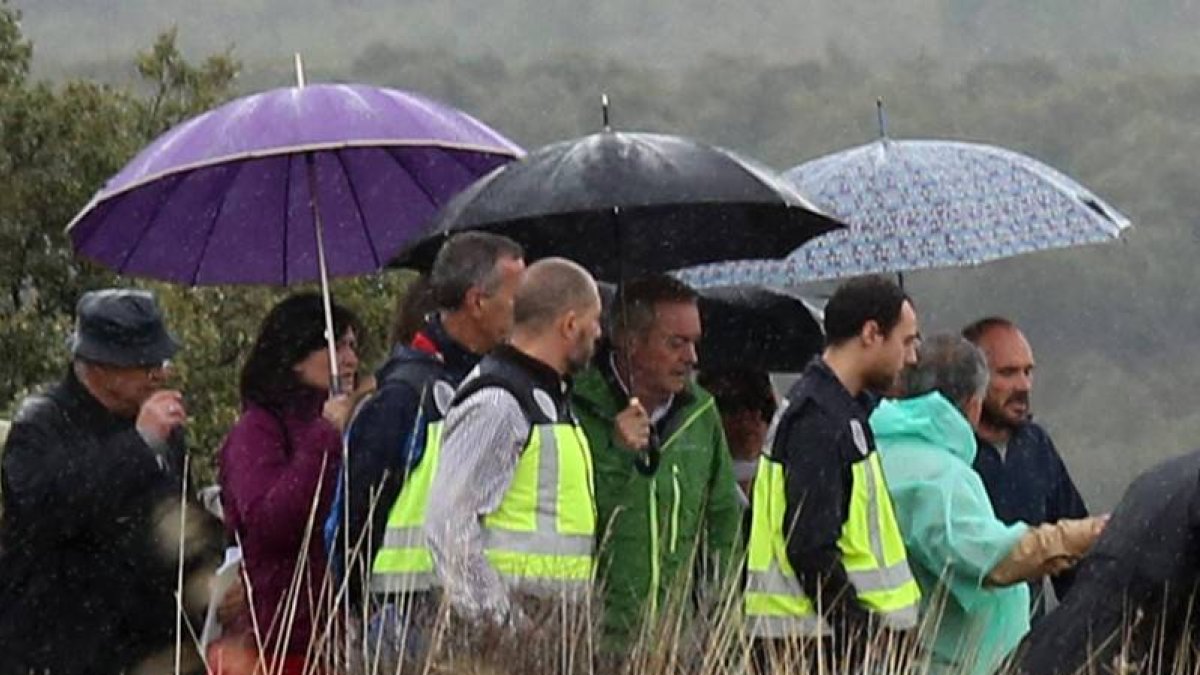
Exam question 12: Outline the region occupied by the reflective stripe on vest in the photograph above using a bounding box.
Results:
[370,420,444,594]
[744,451,920,637]
[482,422,596,593]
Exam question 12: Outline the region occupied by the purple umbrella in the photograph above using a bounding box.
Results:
[68,84,521,285]
[66,67,521,387]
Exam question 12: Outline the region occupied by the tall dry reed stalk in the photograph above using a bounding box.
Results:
[160,475,1199,675]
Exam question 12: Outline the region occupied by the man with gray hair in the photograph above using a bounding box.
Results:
[573,274,742,650]
[870,335,1104,674]
[330,232,523,620]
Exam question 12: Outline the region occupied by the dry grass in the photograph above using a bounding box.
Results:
[153,478,1199,675]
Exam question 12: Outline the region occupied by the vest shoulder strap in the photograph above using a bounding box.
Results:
[457,374,558,426]
[454,355,570,426]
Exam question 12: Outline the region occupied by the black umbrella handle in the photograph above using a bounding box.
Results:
[635,432,661,476]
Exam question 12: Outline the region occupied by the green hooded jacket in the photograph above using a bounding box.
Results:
[870,393,1031,675]
[572,364,743,649]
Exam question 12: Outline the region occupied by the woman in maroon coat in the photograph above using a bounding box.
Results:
[215,293,363,672]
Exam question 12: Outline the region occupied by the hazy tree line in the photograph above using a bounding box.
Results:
[4,0,1200,508]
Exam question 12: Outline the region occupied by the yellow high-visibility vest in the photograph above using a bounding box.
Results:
[481,421,596,591]
[371,376,596,596]
[744,451,921,638]
[369,419,444,594]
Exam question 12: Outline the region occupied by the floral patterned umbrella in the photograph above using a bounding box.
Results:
[678,138,1131,288]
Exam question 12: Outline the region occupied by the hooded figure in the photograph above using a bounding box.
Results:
[871,335,1103,675]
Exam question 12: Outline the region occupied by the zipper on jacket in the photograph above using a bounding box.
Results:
[670,464,681,555]
[648,481,660,617]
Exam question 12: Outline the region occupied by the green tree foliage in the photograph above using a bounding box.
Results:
[0,6,408,484]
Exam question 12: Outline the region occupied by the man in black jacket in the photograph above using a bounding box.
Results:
[764,275,919,649]
[0,289,221,674]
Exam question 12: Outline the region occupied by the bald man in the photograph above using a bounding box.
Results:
[963,317,1088,613]
[425,257,604,627]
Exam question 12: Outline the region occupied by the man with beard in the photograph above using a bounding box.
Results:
[425,257,604,630]
[962,317,1088,611]
[745,275,922,665]
[572,275,742,651]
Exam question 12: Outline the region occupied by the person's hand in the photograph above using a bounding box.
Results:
[614,397,651,452]
[323,376,376,433]
[217,573,247,628]
[1059,515,1108,559]
[137,389,187,447]
[1045,556,1077,577]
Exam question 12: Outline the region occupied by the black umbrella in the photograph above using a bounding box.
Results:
[598,283,824,373]
[696,285,824,373]
[393,130,844,280]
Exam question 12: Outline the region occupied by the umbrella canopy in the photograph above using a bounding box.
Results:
[393,130,844,281]
[598,283,823,373]
[678,139,1130,288]
[67,83,522,285]
[696,285,824,373]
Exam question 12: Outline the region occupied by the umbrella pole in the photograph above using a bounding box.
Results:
[305,149,354,670]
[308,161,343,394]
[611,204,661,474]
[305,152,342,396]
[295,53,340,395]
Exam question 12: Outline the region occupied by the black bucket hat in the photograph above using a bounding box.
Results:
[68,289,180,367]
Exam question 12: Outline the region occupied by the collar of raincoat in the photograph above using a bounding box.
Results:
[869,391,979,465]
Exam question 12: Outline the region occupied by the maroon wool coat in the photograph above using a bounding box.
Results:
[218,390,341,656]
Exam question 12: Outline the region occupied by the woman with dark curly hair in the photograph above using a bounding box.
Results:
[212,293,366,674]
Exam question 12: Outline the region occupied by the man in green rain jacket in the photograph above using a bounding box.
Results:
[871,335,1104,675]
[573,276,743,651]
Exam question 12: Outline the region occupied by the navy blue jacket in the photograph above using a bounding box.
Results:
[769,358,880,633]
[325,317,479,606]
[973,422,1088,604]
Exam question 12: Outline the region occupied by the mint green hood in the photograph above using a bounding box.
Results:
[869,392,978,465]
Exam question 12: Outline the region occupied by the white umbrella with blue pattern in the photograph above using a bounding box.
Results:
[679,108,1130,288]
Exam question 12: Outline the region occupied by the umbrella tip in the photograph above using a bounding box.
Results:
[875,97,887,139]
[294,53,306,88]
[601,93,611,132]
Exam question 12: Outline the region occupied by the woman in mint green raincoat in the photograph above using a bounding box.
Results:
[870,335,1103,675]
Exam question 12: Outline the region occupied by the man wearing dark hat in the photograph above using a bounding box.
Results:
[0,289,222,674]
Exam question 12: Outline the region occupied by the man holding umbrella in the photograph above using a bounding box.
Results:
[744,275,921,662]
[573,274,743,650]
[0,289,222,674]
